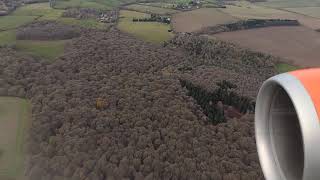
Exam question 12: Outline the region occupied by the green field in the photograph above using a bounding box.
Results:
[0,32,68,61]
[15,40,68,60]
[12,2,65,20]
[275,63,299,73]
[0,97,31,180]
[284,7,320,18]
[54,0,113,10]
[0,16,36,31]
[0,30,16,46]
[118,10,173,43]
[0,1,110,60]
[141,2,178,9]
[220,1,288,19]
[257,0,320,8]
[124,4,179,14]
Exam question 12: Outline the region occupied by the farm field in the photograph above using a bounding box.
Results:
[220,1,288,19]
[0,16,36,31]
[15,40,68,60]
[284,7,320,18]
[172,8,238,32]
[54,0,112,10]
[54,0,142,10]
[256,0,320,8]
[12,2,107,29]
[220,1,320,30]
[0,97,31,180]
[117,10,173,43]
[214,26,320,67]
[12,2,65,20]
[0,32,68,60]
[0,2,109,60]
[140,2,177,9]
[124,4,179,14]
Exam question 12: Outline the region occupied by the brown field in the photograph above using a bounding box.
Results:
[171,8,238,32]
[213,26,320,67]
[219,1,320,30]
[271,12,320,30]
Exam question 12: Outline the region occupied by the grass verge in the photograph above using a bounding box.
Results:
[275,63,298,73]
[0,97,31,180]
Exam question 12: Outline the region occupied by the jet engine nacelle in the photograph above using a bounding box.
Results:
[255,68,320,180]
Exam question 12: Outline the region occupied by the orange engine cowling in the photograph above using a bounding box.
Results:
[255,68,320,180]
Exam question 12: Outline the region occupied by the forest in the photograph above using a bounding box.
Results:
[0,0,290,179]
[0,28,272,180]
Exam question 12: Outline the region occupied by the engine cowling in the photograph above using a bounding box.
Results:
[255,68,320,180]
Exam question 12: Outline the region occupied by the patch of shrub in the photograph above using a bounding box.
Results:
[62,8,102,19]
[133,13,170,24]
[16,21,81,40]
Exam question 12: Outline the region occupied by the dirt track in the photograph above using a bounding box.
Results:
[214,26,320,67]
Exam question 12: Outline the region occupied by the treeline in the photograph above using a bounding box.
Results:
[180,79,255,124]
[133,13,170,24]
[197,19,300,35]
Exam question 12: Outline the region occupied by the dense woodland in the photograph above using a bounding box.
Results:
[0,1,282,179]
[168,33,277,98]
[0,27,277,179]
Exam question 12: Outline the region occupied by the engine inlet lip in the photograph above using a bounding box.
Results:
[255,73,320,180]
